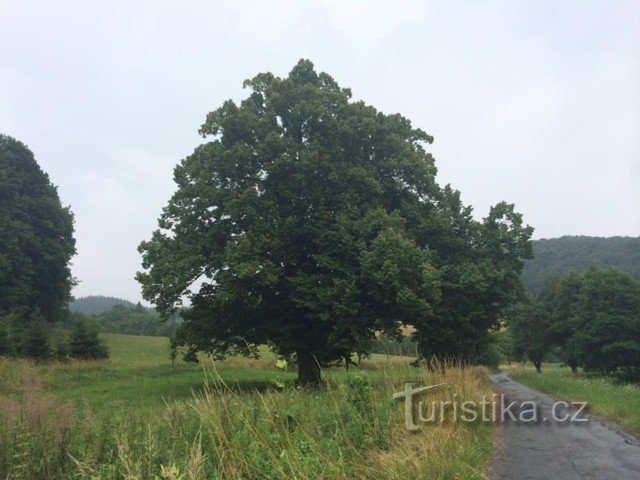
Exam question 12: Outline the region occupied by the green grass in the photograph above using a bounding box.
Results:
[0,334,288,419]
[508,364,640,435]
[0,333,495,479]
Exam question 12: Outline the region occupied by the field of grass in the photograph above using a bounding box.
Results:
[507,364,640,435]
[0,333,494,479]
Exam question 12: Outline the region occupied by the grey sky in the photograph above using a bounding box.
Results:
[1,0,639,302]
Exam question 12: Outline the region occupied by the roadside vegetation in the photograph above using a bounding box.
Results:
[505,267,640,379]
[0,333,493,479]
[507,364,640,436]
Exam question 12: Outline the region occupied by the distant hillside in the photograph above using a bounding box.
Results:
[70,295,137,314]
[521,236,640,295]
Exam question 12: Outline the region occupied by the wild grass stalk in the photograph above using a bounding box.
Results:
[0,357,493,479]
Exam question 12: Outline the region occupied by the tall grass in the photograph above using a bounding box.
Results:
[508,364,640,435]
[0,359,492,479]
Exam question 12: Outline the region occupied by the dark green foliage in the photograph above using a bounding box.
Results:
[0,329,7,356]
[0,134,76,322]
[522,236,640,295]
[414,198,533,362]
[0,312,21,357]
[508,300,553,373]
[470,338,501,369]
[69,295,137,314]
[0,316,12,357]
[493,330,522,365]
[511,267,640,379]
[538,273,584,372]
[167,330,198,366]
[570,268,640,379]
[137,60,532,384]
[21,313,51,360]
[1,309,53,359]
[54,337,70,362]
[69,321,109,360]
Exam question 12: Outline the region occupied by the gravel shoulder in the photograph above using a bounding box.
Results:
[489,373,640,480]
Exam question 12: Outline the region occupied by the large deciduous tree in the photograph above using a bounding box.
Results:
[512,267,640,378]
[571,268,640,378]
[0,135,76,322]
[538,273,584,373]
[413,196,534,361]
[137,60,532,384]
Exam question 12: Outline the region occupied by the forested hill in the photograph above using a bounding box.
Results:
[521,236,640,295]
[70,295,137,314]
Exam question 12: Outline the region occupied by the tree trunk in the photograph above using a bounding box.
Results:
[297,351,322,387]
[534,360,542,374]
[570,364,578,374]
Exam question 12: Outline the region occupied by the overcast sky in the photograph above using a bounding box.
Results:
[1,0,639,302]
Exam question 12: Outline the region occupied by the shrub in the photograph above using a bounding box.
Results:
[0,317,10,357]
[70,321,109,360]
[54,338,70,362]
[21,313,51,360]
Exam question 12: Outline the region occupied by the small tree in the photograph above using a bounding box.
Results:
[0,316,11,357]
[538,274,583,373]
[21,313,51,361]
[54,338,70,362]
[508,300,553,373]
[70,321,109,360]
[494,329,522,365]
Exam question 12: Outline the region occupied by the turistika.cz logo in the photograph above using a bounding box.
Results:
[392,383,588,431]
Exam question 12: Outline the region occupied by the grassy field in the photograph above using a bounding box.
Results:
[0,333,494,479]
[507,364,640,435]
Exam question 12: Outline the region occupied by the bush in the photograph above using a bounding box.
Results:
[0,317,10,357]
[470,339,501,369]
[54,338,70,362]
[21,313,51,360]
[69,321,109,360]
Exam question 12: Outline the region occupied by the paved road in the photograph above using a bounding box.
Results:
[489,373,640,480]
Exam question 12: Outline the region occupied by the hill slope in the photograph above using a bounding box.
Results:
[70,295,137,314]
[521,236,640,295]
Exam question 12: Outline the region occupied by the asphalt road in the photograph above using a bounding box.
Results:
[489,373,640,480]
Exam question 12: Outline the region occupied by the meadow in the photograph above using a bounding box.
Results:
[0,333,494,479]
[508,364,640,435]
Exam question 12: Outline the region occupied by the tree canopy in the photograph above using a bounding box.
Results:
[509,267,640,378]
[0,134,76,322]
[137,60,533,384]
[571,268,640,377]
[508,299,554,373]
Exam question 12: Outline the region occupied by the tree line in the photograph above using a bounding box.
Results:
[70,295,137,314]
[0,309,108,361]
[65,303,178,337]
[521,236,640,295]
[507,267,640,380]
